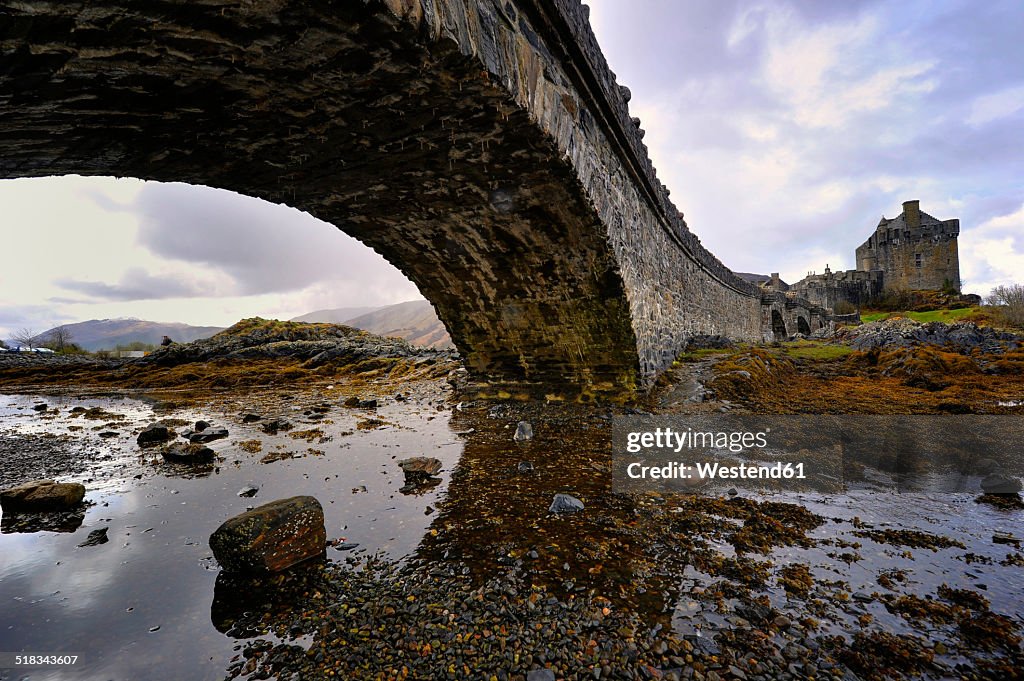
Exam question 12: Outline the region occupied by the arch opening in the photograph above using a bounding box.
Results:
[771,310,787,341]
[796,316,811,336]
[0,175,455,348]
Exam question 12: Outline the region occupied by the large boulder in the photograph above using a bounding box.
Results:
[209,496,326,574]
[1,479,86,512]
[187,427,229,444]
[162,443,216,464]
[137,423,174,446]
[981,473,1023,495]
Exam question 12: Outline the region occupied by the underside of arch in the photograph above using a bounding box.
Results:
[0,1,641,395]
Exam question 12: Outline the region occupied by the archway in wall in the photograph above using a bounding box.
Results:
[796,316,811,335]
[0,1,641,393]
[771,310,787,341]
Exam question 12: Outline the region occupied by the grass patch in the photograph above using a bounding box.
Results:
[673,347,735,363]
[776,341,855,361]
[861,308,978,324]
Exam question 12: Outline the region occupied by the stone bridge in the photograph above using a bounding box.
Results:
[2,0,786,396]
[760,292,831,342]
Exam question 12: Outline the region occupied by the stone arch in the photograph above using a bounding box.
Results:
[0,1,642,394]
[771,310,787,341]
[796,316,811,335]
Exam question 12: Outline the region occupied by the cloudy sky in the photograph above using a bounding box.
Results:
[1,0,1022,339]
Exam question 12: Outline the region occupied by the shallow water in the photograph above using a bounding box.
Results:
[2,391,1023,679]
[673,490,1024,646]
[0,392,461,681]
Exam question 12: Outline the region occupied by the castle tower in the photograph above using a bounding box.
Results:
[854,200,960,292]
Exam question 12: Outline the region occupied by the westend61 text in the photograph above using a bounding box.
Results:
[626,461,807,480]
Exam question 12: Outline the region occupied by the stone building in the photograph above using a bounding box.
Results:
[783,200,961,310]
[855,200,961,292]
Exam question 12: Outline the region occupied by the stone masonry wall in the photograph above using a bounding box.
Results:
[0,0,765,392]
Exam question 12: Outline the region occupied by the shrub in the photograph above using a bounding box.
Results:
[833,300,857,315]
[987,284,1024,328]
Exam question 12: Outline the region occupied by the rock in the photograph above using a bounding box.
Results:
[343,397,361,407]
[195,420,211,432]
[735,601,772,623]
[162,443,216,464]
[137,424,174,446]
[727,487,738,496]
[98,431,119,438]
[549,493,584,514]
[78,527,109,547]
[518,461,535,473]
[993,531,1021,546]
[773,615,792,630]
[1,479,86,511]
[189,427,229,444]
[398,457,443,492]
[261,418,293,434]
[527,670,556,681]
[974,457,998,475]
[242,413,262,423]
[852,591,874,603]
[238,485,259,498]
[209,496,327,574]
[357,399,378,409]
[981,473,1022,494]
[32,403,48,412]
[513,421,533,441]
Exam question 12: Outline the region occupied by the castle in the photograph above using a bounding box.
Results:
[753,200,962,312]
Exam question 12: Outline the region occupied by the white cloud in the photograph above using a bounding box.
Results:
[966,84,1024,126]
[754,8,936,129]
[961,203,1024,294]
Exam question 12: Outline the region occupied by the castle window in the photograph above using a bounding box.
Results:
[915,253,922,268]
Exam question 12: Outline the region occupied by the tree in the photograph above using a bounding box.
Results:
[43,326,73,353]
[988,284,1024,328]
[11,327,39,349]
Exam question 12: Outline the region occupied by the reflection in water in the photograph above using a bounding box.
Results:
[0,390,460,681]
[211,560,328,637]
[1,508,86,534]
[415,404,689,618]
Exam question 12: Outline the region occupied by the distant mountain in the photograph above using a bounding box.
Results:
[289,306,378,324]
[345,300,451,349]
[33,318,225,351]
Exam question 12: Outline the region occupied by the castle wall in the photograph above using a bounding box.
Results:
[789,269,883,311]
[870,231,960,291]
